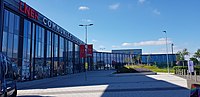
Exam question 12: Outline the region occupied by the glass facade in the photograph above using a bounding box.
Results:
[46,30,52,77]
[74,44,80,73]
[0,1,177,81]
[53,33,58,76]
[34,25,45,79]
[2,9,19,77]
[67,41,73,74]
[1,7,84,81]
[92,52,135,70]
[22,19,31,80]
[59,37,64,75]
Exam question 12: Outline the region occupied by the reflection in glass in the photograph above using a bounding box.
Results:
[53,34,58,76]
[67,41,73,74]
[74,44,80,73]
[34,25,45,79]
[2,9,20,78]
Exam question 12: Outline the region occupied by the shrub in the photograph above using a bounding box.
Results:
[116,66,139,73]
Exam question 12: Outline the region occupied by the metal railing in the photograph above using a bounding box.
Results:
[175,69,199,82]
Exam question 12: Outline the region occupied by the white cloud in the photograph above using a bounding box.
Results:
[99,45,105,48]
[112,45,120,48]
[92,39,98,43]
[109,3,120,10]
[79,6,89,11]
[138,0,146,4]
[153,9,161,15]
[122,38,172,47]
[81,19,92,23]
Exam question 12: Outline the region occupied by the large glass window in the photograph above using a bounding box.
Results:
[31,23,35,79]
[58,37,64,75]
[64,40,68,74]
[96,53,101,70]
[74,44,79,73]
[53,33,58,76]
[2,9,19,77]
[34,25,45,79]
[44,30,51,78]
[22,19,31,81]
[67,41,73,74]
[93,52,97,70]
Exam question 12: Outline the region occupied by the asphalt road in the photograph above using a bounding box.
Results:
[17,70,190,97]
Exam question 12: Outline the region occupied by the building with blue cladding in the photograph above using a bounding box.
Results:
[142,54,177,67]
[112,49,142,55]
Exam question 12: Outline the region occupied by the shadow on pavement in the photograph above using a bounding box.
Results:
[100,73,190,97]
[17,70,190,97]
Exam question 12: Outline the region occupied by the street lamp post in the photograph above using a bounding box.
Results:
[171,43,174,54]
[79,24,93,80]
[163,31,169,74]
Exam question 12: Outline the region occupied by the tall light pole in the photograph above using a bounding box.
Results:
[171,43,174,68]
[163,31,169,74]
[171,43,174,54]
[79,24,93,80]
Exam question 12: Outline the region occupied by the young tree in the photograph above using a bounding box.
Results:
[136,55,141,64]
[132,56,136,65]
[190,57,199,65]
[194,49,200,61]
[176,51,184,61]
[176,48,189,66]
[147,55,151,65]
[182,48,189,57]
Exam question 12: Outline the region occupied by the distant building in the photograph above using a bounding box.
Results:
[142,54,177,67]
[112,49,142,55]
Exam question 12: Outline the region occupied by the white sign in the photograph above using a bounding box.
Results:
[188,60,194,73]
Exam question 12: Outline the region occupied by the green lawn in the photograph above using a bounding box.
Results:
[125,65,175,73]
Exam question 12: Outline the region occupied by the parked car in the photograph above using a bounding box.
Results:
[0,53,18,97]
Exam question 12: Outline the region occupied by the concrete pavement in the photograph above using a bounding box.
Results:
[17,70,190,97]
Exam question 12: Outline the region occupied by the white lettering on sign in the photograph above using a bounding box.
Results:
[42,17,81,44]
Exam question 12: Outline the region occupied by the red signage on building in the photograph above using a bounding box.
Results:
[87,44,93,57]
[19,1,38,20]
[80,45,85,58]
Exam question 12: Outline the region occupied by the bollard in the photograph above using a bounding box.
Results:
[195,70,197,82]
[175,69,177,74]
[182,69,184,76]
[183,69,185,78]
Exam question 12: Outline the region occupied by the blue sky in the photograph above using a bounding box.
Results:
[22,0,200,55]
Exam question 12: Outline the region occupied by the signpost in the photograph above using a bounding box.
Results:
[188,60,194,73]
[80,44,93,81]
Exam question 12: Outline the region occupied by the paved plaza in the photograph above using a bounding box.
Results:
[17,70,190,97]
